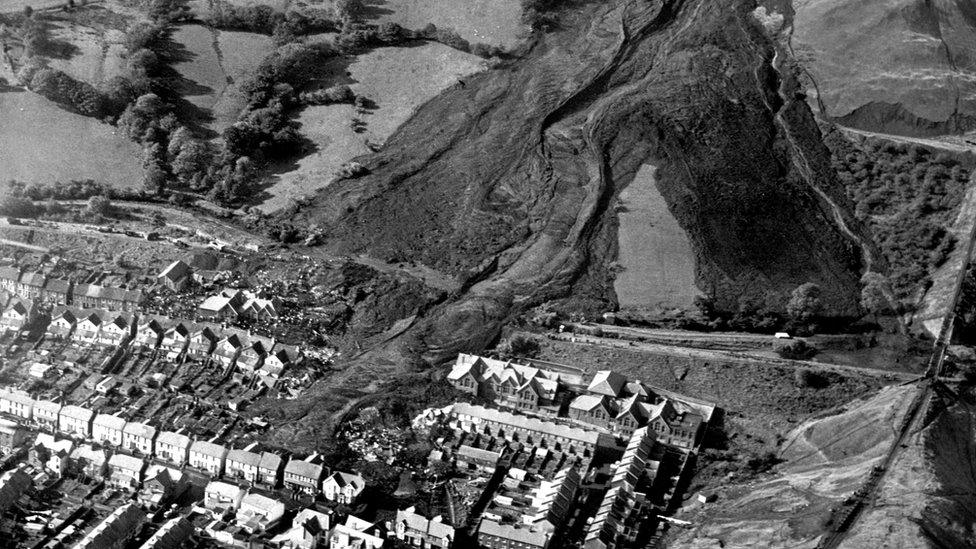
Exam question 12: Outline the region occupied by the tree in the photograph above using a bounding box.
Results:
[499,335,541,359]
[144,162,168,195]
[860,272,891,316]
[786,282,822,323]
[0,192,37,218]
[85,195,112,217]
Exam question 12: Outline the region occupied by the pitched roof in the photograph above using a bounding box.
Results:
[569,394,609,412]
[190,440,227,458]
[0,266,19,282]
[19,272,45,288]
[227,448,262,468]
[156,431,191,448]
[325,471,364,491]
[93,414,127,430]
[284,458,323,480]
[44,278,70,294]
[587,370,627,397]
[60,405,94,421]
[478,519,550,547]
[158,260,191,281]
[123,421,156,439]
[258,452,282,471]
[109,453,145,472]
[450,403,609,448]
[397,508,454,539]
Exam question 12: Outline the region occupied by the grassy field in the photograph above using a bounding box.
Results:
[172,24,273,134]
[259,103,371,212]
[348,42,484,142]
[0,90,143,188]
[371,0,524,49]
[613,163,701,310]
[45,22,127,85]
[258,42,484,212]
[0,0,67,12]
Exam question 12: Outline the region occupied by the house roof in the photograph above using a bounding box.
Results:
[156,431,191,449]
[569,394,609,412]
[478,519,550,547]
[240,493,284,516]
[199,295,236,313]
[93,414,127,431]
[109,453,145,472]
[258,452,282,471]
[4,300,28,316]
[190,440,228,459]
[587,370,627,397]
[206,480,245,499]
[325,471,364,491]
[284,459,323,481]
[44,278,70,294]
[34,400,61,415]
[397,508,454,539]
[159,260,192,282]
[60,405,94,421]
[450,403,609,448]
[0,267,19,282]
[0,389,34,406]
[227,448,262,468]
[70,444,107,465]
[19,272,45,288]
[123,421,156,439]
[456,445,501,464]
[52,308,76,324]
[140,516,192,549]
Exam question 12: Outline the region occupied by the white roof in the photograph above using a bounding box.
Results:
[109,453,145,472]
[190,440,228,458]
[206,480,245,498]
[60,405,93,421]
[93,413,127,430]
[123,421,157,439]
[156,431,191,448]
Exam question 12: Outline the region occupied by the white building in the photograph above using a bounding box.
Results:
[58,405,94,438]
[156,431,192,466]
[92,414,127,447]
[189,440,228,477]
[204,481,245,514]
[122,421,157,455]
[226,447,262,484]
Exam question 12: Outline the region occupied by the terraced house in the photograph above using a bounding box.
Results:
[15,271,46,300]
[226,447,262,483]
[189,440,228,476]
[98,313,133,346]
[92,414,127,447]
[448,354,563,413]
[0,266,19,294]
[122,421,157,455]
[58,405,94,438]
[42,277,71,305]
[156,431,192,466]
[73,311,103,344]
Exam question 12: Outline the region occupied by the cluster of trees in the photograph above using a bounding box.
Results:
[205,4,337,40]
[333,21,503,59]
[25,67,110,117]
[0,183,116,221]
[826,131,971,304]
[692,282,827,334]
[7,179,138,201]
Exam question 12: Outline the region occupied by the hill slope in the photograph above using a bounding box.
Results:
[790,0,976,135]
[297,0,871,358]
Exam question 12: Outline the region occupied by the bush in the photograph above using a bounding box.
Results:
[776,339,819,360]
[793,368,830,389]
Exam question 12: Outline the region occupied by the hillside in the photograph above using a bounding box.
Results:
[297,0,872,358]
[789,0,976,136]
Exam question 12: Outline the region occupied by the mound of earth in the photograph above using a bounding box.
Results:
[668,384,919,548]
[296,0,872,360]
[841,387,976,548]
[789,0,976,136]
